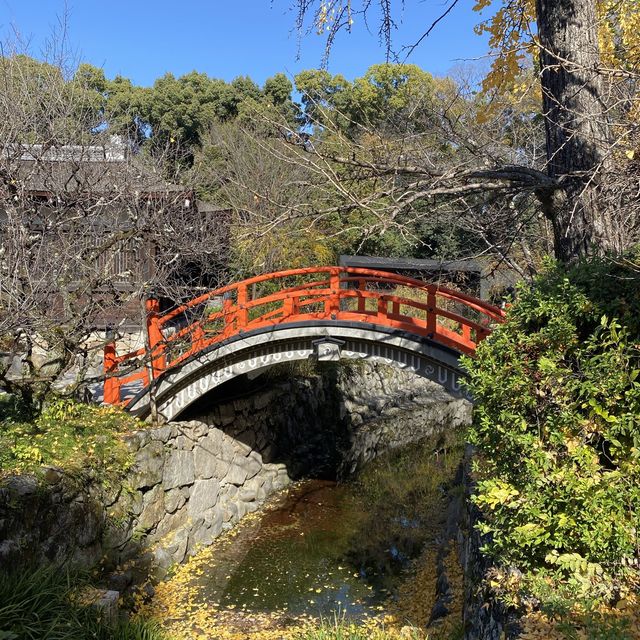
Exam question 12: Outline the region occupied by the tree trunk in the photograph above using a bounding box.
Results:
[535,0,620,261]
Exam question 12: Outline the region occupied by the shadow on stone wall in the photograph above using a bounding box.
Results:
[0,361,471,592]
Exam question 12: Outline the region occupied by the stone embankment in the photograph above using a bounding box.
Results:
[0,420,290,582]
[0,362,471,588]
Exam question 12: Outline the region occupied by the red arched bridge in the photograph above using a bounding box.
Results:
[103,267,504,421]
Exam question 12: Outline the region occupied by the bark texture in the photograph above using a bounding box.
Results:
[536,0,619,261]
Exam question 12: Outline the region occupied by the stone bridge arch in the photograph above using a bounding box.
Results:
[126,322,468,422]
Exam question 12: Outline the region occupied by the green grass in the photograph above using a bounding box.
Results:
[293,619,423,640]
[0,566,170,640]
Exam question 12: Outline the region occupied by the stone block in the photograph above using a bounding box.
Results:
[194,445,218,480]
[232,440,252,457]
[5,476,38,497]
[162,450,195,489]
[224,463,247,486]
[132,440,164,490]
[181,420,209,439]
[164,527,189,564]
[124,430,149,452]
[190,521,214,548]
[215,458,231,478]
[137,485,165,532]
[188,479,220,517]
[153,508,188,539]
[175,435,195,451]
[164,488,186,514]
[245,457,262,481]
[151,424,176,443]
[153,547,173,571]
[238,476,262,502]
[222,500,238,523]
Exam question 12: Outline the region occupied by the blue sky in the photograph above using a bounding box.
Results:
[0,0,491,87]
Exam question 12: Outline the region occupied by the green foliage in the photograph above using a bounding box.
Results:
[0,565,168,640]
[294,618,422,639]
[0,399,140,483]
[462,257,640,599]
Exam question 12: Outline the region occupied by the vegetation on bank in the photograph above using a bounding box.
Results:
[462,256,640,634]
[0,398,140,484]
[0,565,168,640]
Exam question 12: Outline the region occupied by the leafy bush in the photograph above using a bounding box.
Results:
[0,565,168,640]
[462,257,640,599]
[0,399,140,483]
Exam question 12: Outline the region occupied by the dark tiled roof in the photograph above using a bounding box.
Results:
[11,159,186,195]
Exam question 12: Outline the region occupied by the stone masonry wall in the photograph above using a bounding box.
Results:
[0,362,471,585]
[0,420,290,582]
[190,362,471,479]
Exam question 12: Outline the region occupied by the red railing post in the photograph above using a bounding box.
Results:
[377,296,388,321]
[357,279,366,313]
[326,269,341,316]
[461,324,472,348]
[146,297,166,379]
[426,289,437,336]
[191,324,206,353]
[236,284,248,329]
[221,292,234,336]
[103,337,120,405]
[282,296,294,317]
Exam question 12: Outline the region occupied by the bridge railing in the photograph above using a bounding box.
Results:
[103,267,504,405]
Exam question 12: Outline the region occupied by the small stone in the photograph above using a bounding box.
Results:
[91,590,119,625]
[42,467,63,485]
[164,488,186,514]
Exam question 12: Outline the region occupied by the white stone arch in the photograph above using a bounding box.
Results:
[126,323,469,422]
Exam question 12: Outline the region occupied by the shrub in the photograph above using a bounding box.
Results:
[462,257,640,599]
[0,399,140,484]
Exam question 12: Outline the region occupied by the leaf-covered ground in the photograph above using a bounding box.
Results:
[136,440,466,640]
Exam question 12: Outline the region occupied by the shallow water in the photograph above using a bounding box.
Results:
[188,479,408,621]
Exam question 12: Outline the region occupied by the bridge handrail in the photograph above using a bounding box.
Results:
[103,266,505,405]
[156,267,504,327]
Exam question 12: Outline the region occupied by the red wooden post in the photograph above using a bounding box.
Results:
[282,296,294,318]
[357,279,366,313]
[221,292,234,336]
[191,324,206,353]
[146,297,166,379]
[326,269,340,316]
[236,284,248,329]
[426,289,437,336]
[103,339,120,405]
[377,296,387,321]
[461,323,472,347]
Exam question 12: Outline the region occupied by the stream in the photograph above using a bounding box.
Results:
[141,437,463,638]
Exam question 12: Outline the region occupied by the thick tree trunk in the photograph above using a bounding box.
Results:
[535,0,620,261]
